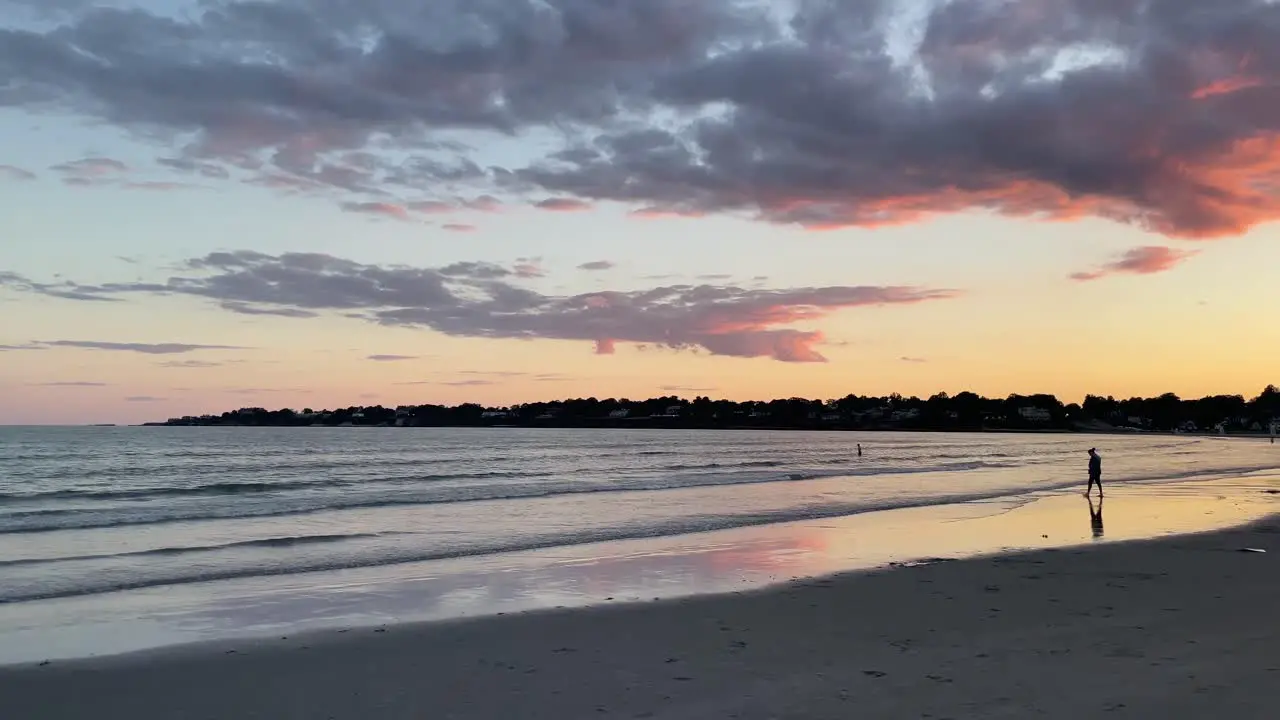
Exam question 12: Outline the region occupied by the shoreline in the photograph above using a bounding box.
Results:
[1,473,1276,668]
[3,512,1277,718]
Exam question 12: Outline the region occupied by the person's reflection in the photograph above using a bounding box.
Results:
[1087,495,1104,539]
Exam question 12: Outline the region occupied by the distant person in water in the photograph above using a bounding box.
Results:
[1084,448,1102,497]
[856,443,862,457]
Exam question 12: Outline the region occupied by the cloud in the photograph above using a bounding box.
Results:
[535,198,592,212]
[410,200,456,214]
[125,396,166,402]
[158,360,224,368]
[0,165,36,181]
[341,201,411,221]
[42,341,246,355]
[122,181,194,191]
[513,261,546,278]
[368,354,418,362]
[5,1,1280,238]
[225,387,310,395]
[11,251,959,363]
[900,356,928,363]
[441,223,477,233]
[0,270,122,302]
[31,381,109,387]
[220,301,318,318]
[1070,246,1197,281]
[50,157,128,186]
[578,260,615,271]
[661,385,717,393]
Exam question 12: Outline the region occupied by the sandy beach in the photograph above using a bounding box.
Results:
[3,510,1277,719]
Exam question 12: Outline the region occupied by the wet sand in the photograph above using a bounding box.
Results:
[2,512,1277,719]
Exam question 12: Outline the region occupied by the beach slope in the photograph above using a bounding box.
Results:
[3,519,1278,719]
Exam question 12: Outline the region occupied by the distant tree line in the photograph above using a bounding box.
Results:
[151,385,1280,434]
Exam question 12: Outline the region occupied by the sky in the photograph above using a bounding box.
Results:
[2,0,1279,425]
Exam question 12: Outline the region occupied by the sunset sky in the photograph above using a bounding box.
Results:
[2,0,1279,425]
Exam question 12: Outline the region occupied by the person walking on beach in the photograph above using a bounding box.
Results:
[1084,448,1102,497]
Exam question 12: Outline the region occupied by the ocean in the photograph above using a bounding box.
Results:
[2,427,1278,609]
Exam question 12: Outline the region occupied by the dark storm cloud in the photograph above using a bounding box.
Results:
[7,251,960,363]
[10,1,1280,236]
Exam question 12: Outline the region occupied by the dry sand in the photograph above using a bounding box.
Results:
[2,516,1278,719]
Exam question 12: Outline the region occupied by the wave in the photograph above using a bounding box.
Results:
[0,532,396,568]
[0,486,1054,604]
[1,462,1274,604]
[0,461,1025,535]
[0,469,559,503]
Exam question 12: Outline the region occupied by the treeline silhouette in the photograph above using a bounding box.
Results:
[155,385,1280,434]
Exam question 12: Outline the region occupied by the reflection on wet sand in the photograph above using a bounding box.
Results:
[0,475,1275,664]
[1088,495,1104,539]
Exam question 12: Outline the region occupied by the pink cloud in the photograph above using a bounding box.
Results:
[513,261,545,278]
[52,157,128,178]
[409,200,456,214]
[1070,246,1197,282]
[340,201,411,221]
[535,197,592,212]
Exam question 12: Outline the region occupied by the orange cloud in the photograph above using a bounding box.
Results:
[1192,76,1267,100]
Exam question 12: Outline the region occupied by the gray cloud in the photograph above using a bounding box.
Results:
[6,251,960,362]
[0,165,36,181]
[158,360,224,368]
[368,354,418,361]
[4,1,1280,236]
[31,381,109,387]
[220,301,319,318]
[125,396,166,402]
[0,270,122,302]
[578,260,615,271]
[534,197,592,212]
[900,356,928,363]
[42,341,246,355]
